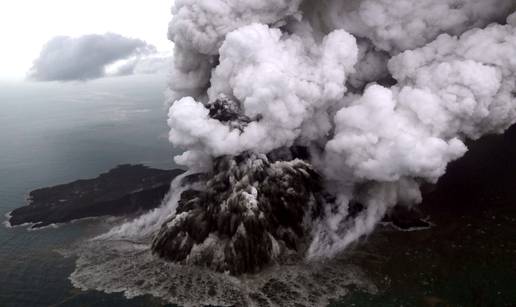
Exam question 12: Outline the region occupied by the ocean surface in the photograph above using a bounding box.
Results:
[0,75,181,306]
[1,75,515,307]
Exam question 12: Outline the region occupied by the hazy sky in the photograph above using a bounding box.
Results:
[0,0,173,81]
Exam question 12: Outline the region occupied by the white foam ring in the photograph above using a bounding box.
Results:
[69,175,376,306]
[70,239,376,307]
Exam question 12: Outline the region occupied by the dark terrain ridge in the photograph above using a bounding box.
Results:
[8,164,184,229]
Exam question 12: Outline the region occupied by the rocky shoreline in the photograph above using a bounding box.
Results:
[7,164,184,229]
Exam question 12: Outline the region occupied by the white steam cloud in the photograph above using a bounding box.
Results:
[169,24,357,157]
[29,33,164,81]
[303,0,514,52]
[64,1,516,305]
[164,0,516,258]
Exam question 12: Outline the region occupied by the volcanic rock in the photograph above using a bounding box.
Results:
[151,150,324,275]
[8,164,184,229]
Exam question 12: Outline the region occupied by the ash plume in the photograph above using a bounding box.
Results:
[163,0,516,262]
[71,1,516,305]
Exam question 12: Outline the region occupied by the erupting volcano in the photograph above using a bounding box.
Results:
[151,0,516,271]
[70,0,516,305]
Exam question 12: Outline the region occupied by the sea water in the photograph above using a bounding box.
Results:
[0,75,181,306]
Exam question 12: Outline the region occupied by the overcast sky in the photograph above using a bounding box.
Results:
[0,0,173,81]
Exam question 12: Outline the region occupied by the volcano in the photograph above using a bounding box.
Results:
[152,149,324,274]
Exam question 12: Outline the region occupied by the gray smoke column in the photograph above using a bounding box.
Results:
[156,0,516,268]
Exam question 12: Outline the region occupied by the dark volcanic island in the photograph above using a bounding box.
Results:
[8,164,184,229]
[152,150,325,275]
[151,96,328,274]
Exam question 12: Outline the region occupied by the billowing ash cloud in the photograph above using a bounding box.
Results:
[168,24,358,157]
[164,0,516,260]
[303,0,515,52]
[63,1,516,305]
[70,2,516,303]
[29,33,159,81]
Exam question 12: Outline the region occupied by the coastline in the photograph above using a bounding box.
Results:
[6,164,184,230]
